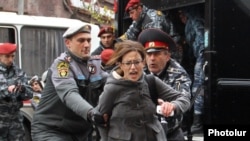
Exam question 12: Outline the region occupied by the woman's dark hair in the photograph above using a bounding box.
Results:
[106,40,146,66]
[106,40,146,75]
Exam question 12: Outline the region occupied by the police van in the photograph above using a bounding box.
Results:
[0,12,100,141]
[116,0,250,140]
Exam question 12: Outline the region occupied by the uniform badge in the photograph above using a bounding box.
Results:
[57,62,69,77]
[88,64,97,74]
[149,42,155,47]
[90,55,101,60]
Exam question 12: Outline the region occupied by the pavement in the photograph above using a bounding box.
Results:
[185,133,204,141]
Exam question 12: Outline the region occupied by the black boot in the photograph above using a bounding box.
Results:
[191,114,203,134]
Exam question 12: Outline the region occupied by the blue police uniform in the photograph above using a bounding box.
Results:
[138,28,192,141]
[0,43,33,141]
[183,9,205,116]
[31,52,107,141]
[180,7,206,133]
[119,5,171,41]
[31,24,108,141]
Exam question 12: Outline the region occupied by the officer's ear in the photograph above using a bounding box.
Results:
[64,38,71,49]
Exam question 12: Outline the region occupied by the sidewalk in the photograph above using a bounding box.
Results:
[185,133,204,141]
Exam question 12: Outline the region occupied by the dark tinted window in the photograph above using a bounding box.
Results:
[20,26,67,77]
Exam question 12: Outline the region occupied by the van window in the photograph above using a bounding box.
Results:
[0,27,16,43]
[20,26,67,77]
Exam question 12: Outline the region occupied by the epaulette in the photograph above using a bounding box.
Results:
[157,10,162,16]
[168,67,182,73]
[64,56,72,63]
[90,55,101,60]
[119,34,127,41]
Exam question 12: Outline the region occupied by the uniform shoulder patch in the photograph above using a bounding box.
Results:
[88,64,97,74]
[90,55,101,60]
[119,34,127,41]
[57,61,69,77]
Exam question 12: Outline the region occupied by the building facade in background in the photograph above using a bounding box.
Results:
[0,0,114,26]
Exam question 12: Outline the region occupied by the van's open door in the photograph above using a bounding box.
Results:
[204,0,250,125]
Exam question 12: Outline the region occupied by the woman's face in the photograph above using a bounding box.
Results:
[31,81,42,92]
[119,51,145,82]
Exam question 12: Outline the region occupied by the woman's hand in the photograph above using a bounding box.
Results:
[8,85,16,93]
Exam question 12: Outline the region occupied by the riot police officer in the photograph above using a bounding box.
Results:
[31,24,108,141]
[0,43,33,141]
[118,0,172,41]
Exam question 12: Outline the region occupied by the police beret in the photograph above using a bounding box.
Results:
[63,24,91,38]
[100,49,114,64]
[125,0,141,12]
[0,43,17,54]
[138,28,176,53]
[98,26,114,37]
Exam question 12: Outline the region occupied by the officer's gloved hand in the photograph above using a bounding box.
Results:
[87,108,106,126]
[13,85,26,93]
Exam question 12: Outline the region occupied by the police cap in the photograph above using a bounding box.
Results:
[138,28,176,53]
[63,24,91,38]
[0,43,17,54]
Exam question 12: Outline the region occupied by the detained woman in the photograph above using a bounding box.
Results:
[96,40,190,141]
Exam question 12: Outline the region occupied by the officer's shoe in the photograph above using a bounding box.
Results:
[191,114,203,134]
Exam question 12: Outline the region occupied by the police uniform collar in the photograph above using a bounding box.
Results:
[0,63,7,72]
[66,51,88,64]
[0,62,14,71]
[137,6,147,22]
[157,61,170,79]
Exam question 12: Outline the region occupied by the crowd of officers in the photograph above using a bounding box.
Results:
[0,0,205,141]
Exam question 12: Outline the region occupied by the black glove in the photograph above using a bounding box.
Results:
[13,85,26,94]
[87,108,105,126]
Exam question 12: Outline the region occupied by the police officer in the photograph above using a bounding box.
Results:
[100,49,115,73]
[91,26,116,56]
[179,7,205,133]
[138,28,192,141]
[118,0,172,41]
[0,43,33,140]
[31,24,108,141]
